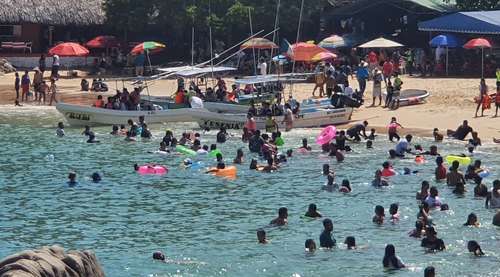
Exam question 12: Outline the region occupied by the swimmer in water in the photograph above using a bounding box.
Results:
[329,144,344,162]
[372,169,389,187]
[366,140,373,149]
[421,226,445,251]
[339,179,352,193]
[424,186,442,208]
[344,236,356,250]
[91,172,101,183]
[86,132,99,143]
[473,177,488,197]
[464,213,480,227]
[110,125,119,135]
[119,124,127,135]
[152,251,203,265]
[323,174,338,192]
[262,157,278,172]
[67,172,78,186]
[56,122,65,137]
[257,229,268,244]
[305,203,322,218]
[372,205,385,224]
[191,139,201,151]
[433,128,443,142]
[270,207,288,226]
[416,181,430,201]
[408,221,425,238]
[299,138,312,151]
[424,266,436,277]
[286,149,293,157]
[319,218,336,248]
[305,239,316,253]
[368,128,377,140]
[389,203,399,222]
[435,156,447,181]
[233,148,244,164]
[382,244,405,269]
[421,145,440,156]
[249,159,264,171]
[467,240,484,256]
[206,153,226,173]
[322,164,334,176]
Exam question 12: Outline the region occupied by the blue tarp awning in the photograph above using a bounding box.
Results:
[418,10,500,34]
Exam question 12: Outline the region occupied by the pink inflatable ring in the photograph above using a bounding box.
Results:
[316,126,337,145]
[137,165,168,175]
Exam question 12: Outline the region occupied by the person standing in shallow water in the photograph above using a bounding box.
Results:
[319,218,336,248]
[305,204,322,218]
[382,244,405,269]
[270,207,288,226]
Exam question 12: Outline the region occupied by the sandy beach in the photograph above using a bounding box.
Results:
[0,71,498,140]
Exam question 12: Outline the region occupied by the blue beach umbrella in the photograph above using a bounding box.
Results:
[429,34,460,75]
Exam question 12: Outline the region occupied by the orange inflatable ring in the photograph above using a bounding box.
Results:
[209,166,237,178]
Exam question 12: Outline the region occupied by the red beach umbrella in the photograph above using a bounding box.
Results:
[48,42,89,57]
[86,35,120,48]
[463,38,492,78]
[288,42,327,62]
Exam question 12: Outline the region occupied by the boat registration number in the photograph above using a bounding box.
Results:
[66,112,90,121]
[202,120,244,130]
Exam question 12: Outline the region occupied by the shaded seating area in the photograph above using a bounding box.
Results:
[418,10,500,34]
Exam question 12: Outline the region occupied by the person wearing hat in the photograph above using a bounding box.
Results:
[356,60,369,97]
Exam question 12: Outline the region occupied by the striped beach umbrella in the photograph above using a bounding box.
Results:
[318,35,347,49]
[131,41,166,55]
[311,51,337,62]
[241,38,278,50]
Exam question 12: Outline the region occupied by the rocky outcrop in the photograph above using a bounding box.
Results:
[0,58,16,74]
[0,245,105,277]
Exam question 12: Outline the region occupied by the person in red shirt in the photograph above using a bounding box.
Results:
[435,156,447,181]
[382,59,394,85]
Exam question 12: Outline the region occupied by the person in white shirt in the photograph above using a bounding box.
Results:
[51,55,60,79]
[258,58,267,75]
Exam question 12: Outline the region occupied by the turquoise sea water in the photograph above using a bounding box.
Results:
[0,106,499,277]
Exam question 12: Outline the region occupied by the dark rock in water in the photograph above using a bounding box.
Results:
[494,211,500,227]
[0,245,105,277]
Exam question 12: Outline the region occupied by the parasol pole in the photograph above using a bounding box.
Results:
[446,46,448,76]
[208,0,215,85]
[248,7,257,76]
[269,0,281,75]
[290,0,305,98]
[146,49,153,75]
[191,27,195,65]
[481,47,484,78]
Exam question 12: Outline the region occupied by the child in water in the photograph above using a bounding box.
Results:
[433,128,444,142]
[305,203,322,218]
[368,128,377,140]
[387,117,403,142]
[257,229,268,244]
[389,203,399,222]
[67,172,78,186]
[323,174,338,192]
[299,138,312,151]
[372,205,385,224]
[339,179,352,193]
[270,207,288,226]
[305,239,316,253]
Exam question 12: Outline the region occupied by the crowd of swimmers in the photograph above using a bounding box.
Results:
[55,115,500,274]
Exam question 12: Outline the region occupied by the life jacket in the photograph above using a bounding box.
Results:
[482,94,491,109]
[381,168,396,177]
[175,91,185,104]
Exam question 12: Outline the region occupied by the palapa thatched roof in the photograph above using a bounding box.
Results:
[0,0,105,26]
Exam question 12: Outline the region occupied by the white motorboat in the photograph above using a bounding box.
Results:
[194,107,354,130]
[56,102,205,126]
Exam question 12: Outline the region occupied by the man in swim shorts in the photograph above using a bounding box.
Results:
[447,120,473,140]
[346,121,368,142]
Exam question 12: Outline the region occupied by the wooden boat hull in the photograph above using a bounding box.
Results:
[56,103,204,126]
[195,107,353,130]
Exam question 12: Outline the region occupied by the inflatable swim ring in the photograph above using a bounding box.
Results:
[316,126,336,145]
[446,155,471,166]
[415,155,425,164]
[137,165,168,175]
[275,137,285,146]
[381,168,396,177]
[209,166,237,178]
[477,170,490,179]
[176,145,197,156]
[209,149,222,158]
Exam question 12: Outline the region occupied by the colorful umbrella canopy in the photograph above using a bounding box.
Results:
[288,42,328,62]
[311,51,337,62]
[463,38,492,78]
[463,38,492,49]
[429,34,460,48]
[86,35,120,48]
[131,41,166,55]
[358,37,404,48]
[48,42,89,57]
[241,38,278,50]
[318,35,347,49]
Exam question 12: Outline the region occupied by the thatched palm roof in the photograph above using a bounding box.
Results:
[0,0,105,26]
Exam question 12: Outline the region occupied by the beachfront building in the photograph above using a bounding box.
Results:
[0,0,105,53]
[321,0,456,47]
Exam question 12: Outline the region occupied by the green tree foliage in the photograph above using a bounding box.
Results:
[454,0,499,10]
[103,0,326,60]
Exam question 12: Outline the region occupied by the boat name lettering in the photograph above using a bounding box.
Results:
[67,112,90,121]
[203,120,243,130]
[326,109,345,115]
